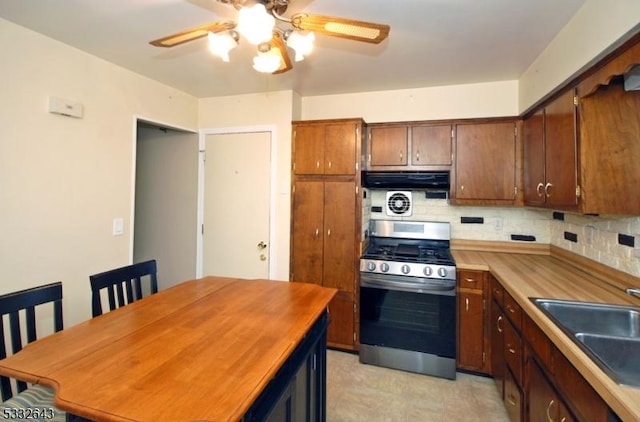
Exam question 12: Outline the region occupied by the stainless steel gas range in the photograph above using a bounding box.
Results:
[359,219,457,380]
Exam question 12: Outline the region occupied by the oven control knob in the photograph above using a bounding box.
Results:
[401,264,411,275]
[380,263,390,273]
[423,266,433,276]
[367,262,376,272]
[437,268,448,278]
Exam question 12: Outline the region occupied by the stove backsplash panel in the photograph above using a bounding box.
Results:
[362,189,640,278]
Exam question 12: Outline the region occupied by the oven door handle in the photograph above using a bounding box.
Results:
[360,274,456,295]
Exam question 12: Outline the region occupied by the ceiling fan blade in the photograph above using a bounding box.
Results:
[290,14,390,44]
[150,21,236,47]
[270,32,293,74]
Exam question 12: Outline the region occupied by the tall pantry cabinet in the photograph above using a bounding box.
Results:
[290,118,365,351]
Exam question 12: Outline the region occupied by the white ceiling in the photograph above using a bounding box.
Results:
[0,0,585,99]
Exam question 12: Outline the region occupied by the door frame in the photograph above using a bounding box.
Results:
[197,125,278,279]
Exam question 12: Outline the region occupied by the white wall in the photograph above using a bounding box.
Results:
[0,18,198,326]
[519,0,640,112]
[198,91,296,281]
[301,80,519,122]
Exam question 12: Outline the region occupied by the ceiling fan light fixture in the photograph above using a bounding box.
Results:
[252,47,282,73]
[286,31,315,62]
[236,3,275,45]
[208,31,238,62]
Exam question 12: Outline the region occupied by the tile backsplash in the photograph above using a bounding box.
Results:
[363,189,640,278]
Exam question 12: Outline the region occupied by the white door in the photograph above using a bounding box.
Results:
[202,131,271,279]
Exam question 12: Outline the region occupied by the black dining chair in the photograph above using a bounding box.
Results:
[0,282,67,421]
[89,259,159,317]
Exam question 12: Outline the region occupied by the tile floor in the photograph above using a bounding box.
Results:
[326,350,510,422]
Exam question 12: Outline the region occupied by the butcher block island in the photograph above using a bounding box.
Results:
[0,277,336,422]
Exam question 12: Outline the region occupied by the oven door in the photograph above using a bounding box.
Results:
[359,273,456,359]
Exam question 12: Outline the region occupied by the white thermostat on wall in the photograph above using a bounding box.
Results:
[48,96,83,118]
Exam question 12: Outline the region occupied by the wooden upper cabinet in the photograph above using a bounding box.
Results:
[452,121,519,204]
[523,109,545,206]
[411,125,452,167]
[367,124,452,170]
[578,81,640,214]
[293,121,359,175]
[369,126,408,167]
[544,89,579,209]
[292,125,325,175]
[523,90,579,210]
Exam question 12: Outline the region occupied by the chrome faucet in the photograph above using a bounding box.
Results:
[625,287,640,298]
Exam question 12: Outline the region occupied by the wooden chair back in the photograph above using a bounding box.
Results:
[89,260,158,317]
[0,282,63,401]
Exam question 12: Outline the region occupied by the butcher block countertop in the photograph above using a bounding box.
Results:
[451,241,640,422]
[0,277,337,422]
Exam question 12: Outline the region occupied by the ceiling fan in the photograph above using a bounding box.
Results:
[149,0,390,74]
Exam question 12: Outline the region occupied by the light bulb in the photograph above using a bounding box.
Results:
[286,31,315,62]
[208,31,238,62]
[252,49,282,73]
[237,4,275,45]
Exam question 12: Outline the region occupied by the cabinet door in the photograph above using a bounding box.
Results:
[527,358,560,422]
[327,292,356,349]
[323,181,356,293]
[504,368,523,422]
[325,123,357,175]
[290,181,324,285]
[293,125,325,175]
[545,89,578,208]
[457,290,485,371]
[491,300,505,399]
[523,109,546,206]
[369,126,408,166]
[455,122,517,201]
[411,125,452,166]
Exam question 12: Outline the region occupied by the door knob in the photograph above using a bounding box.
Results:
[257,241,267,249]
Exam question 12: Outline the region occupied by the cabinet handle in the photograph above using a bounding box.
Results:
[415,150,420,162]
[399,150,404,162]
[316,160,320,169]
[465,297,469,312]
[464,278,475,283]
[536,182,544,197]
[327,229,331,237]
[497,315,503,333]
[328,160,332,169]
[315,228,320,238]
[544,182,553,198]
[506,394,517,407]
[507,344,516,354]
[546,399,556,422]
[507,305,516,314]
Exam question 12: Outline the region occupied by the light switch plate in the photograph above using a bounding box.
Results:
[112,218,124,236]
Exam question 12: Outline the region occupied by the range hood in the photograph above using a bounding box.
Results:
[362,171,450,190]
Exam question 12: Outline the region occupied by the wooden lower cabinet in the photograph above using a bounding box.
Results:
[488,276,616,422]
[290,173,360,351]
[326,292,356,350]
[504,368,523,422]
[457,270,490,373]
[527,358,574,422]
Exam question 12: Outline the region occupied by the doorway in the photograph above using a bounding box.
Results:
[197,126,276,280]
[134,120,199,289]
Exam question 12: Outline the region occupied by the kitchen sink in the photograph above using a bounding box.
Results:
[574,333,640,387]
[531,298,640,387]
[534,299,640,338]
